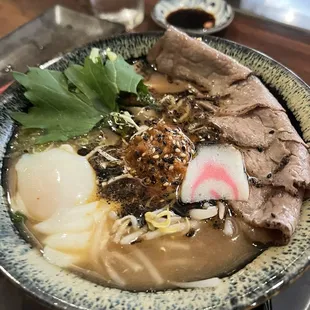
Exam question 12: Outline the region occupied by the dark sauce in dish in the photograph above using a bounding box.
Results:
[166,9,215,29]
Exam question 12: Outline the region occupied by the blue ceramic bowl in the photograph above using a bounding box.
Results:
[0,32,309,310]
[151,0,234,34]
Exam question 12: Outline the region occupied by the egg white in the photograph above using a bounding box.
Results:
[15,145,97,221]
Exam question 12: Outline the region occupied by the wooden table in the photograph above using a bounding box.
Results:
[0,0,310,84]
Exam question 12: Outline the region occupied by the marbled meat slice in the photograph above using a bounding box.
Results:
[230,186,304,245]
[147,27,310,244]
[148,27,251,96]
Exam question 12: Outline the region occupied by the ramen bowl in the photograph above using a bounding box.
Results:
[0,32,309,310]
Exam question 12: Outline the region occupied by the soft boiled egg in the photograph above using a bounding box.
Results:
[14,145,97,221]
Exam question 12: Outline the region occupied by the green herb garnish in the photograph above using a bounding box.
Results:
[11,49,151,144]
[11,211,27,225]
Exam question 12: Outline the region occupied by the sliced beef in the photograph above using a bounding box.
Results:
[251,108,306,146]
[195,100,219,114]
[148,27,251,96]
[208,114,274,148]
[231,186,304,244]
[242,141,310,196]
[209,109,306,149]
[272,142,310,194]
[148,27,310,244]
[242,140,290,180]
[217,76,285,116]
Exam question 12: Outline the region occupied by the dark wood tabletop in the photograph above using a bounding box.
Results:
[1,0,310,84]
[0,1,309,310]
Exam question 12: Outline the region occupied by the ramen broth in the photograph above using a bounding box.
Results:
[6,63,266,291]
[7,180,262,291]
[30,217,261,290]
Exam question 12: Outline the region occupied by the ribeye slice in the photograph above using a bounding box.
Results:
[148,27,310,244]
[148,27,251,96]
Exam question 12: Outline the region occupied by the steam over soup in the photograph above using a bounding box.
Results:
[6,28,310,291]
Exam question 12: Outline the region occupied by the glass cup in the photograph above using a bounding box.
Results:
[89,0,144,30]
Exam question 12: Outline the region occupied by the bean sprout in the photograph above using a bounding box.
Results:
[112,215,139,233]
[97,148,119,162]
[109,252,143,272]
[85,145,106,160]
[105,258,126,286]
[223,216,238,239]
[105,174,133,186]
[113,219,131,243]
[189,207,218,220]
[120,230,145,245]
[142,229,165,240]
[161,240,190,251]
[134,249,164,285]
[218,202,226,220]
[111,207,199,244]
[89,210,110,277]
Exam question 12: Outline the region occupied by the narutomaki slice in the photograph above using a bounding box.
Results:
[180,145,249,203]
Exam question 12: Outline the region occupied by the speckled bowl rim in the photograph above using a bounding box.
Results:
[151,1,235,35]
[0,31,309,310]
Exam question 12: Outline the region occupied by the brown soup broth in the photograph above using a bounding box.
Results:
[6,61,267,291]
[20,214,262,291]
